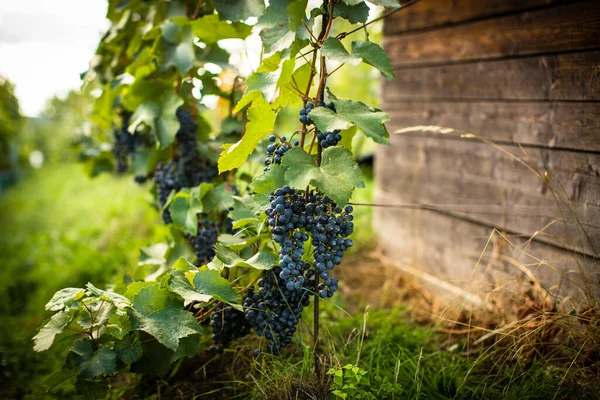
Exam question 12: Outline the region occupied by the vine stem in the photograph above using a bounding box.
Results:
[311,0,334,379]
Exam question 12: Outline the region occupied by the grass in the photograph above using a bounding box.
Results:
[0,164,165,399]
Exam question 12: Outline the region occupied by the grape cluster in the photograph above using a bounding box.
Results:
[174,108,218,187]
[185,218,233,265]
[112,111,136,173]
[152,108,218,224]
[242,269,311,355]
[210,304,251,353]
[243,187,354,353]
[153,161,180,224]
[264,135,291,171]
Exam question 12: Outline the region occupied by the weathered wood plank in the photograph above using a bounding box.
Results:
[382,101,600,153]
[383,51,600,101]
[373,194,600,300]
[375,136,600,256]
[384,0,568,35]
[384,2,600,67]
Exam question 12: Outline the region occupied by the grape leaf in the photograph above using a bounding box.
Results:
[282,147,364,206]
[202,182,235,212]
[253,165,286,195]
[288,0,308,32]
[333,2,370,24]
[113,334,143,364]
[256,52,283,73]
[162,23,195,75]
[169,269,238,306]
[129,285,201,351]
[257,0,297,53]
[70,341,116,378]
[218,96,276,173]
[321,38,362,66]
[171,334,201,362]
[45,288,85,311]
[213,0,265,21]
[85,283,132,310]
[33,311,70,352]
[309,99,390,145]
[366,0,403,8]
[74,376,109,400]
[169,185,212,235]
[190,15,252,44]
[351,40,394,79]
[129,92,184,149]
[210,243,277,271]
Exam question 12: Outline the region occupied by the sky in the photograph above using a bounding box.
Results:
[0,1,109,116]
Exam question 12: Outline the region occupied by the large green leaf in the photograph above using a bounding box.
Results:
[257,0,298,53]
[85,283,132,310]
[366,0,402,8]
[333,2,370,24]
[113,334,143,364]
[70,340,116,378]
[321,38,362,66]
[45,288,85,311]
[309,99,390,144]
[210,243,277,271]
[129,285,201,351]
[351,40,394,79]
[218,96,276,173]
[33,311,70,352]
[130,92,184,149]
[162,23,195,75]
[252,164,286,195]
[168,185,212,235]
[282,147,364,206]
[190,15,252,44]
[213,0,265,21]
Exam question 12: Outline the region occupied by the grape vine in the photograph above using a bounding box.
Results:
[34,0,402,394]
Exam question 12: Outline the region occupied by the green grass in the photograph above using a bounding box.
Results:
[0,164,165,399]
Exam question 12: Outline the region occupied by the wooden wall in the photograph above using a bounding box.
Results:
[375,0,600,301]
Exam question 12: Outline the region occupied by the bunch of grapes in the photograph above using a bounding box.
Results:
[153,161,180,224]
[112,111,135,173]
[174,108,218,187]
[243,186,354,353]
[185,218,233,265]
[264,135,291,171]
[243,269,312,355]
[210,304,251,353]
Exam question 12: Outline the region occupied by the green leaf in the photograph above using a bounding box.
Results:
[130,336,174,376]
[45,288,85,311]
[334,2,370,24]
[257,52,283,73]
[252,164,285,195]
[351,40,394,79]
[105,312,132,340]
[168,270,212,305]
[213,0,265,21]
[321,38,362,66]
[157,92,185,148]
[77,302,116,329]
[212,243,277,271]
[366,0,402,9]
[162,23,195,75]
[70,340,116,378]
[288,0,308,32]
[190,15,252,44]
[282,147,364,206]
[171,334,201,362]
[202,182,235,212]
[129,285,201,350]
[74,376,109,400]
[33,311,70,352]
[244,72,279,102]
[309,99,390,144]
[218,96,276,173]
[257,0,296,53]
[114,334,143,364]
[169,187,206,235]
[85,283,132,309]
[193,269,239,303]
